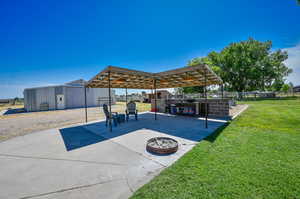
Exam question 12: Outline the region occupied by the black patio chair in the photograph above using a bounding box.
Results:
[126,101,138,121]
[103,104,119,127]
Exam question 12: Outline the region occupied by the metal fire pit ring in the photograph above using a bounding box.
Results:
[146,137,178,154]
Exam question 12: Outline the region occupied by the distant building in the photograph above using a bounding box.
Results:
[23,79,116,112]
[144,90,171,103]
[116,93,144,102]
[293,85,300,92]
[115,90,172,103]
[0,99,10,104]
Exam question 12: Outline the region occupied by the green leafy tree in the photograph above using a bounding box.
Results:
[281,84,290,93]
[184,56,218,93]
[174,87,183,95]
[186,38,292,93]
[272,79,285,91]
[12,97,19,105]
[181,86,204,94]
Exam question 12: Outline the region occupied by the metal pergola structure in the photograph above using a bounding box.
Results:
[84,64,223,131]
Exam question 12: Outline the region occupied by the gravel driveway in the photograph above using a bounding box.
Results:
[0,103,149,142]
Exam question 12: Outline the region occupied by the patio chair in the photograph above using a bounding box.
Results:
[103,104,119,127]
[126,101,138,121]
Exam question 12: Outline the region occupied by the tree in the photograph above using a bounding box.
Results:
[289,82,294,93]
[182,86,204,94]
[289,82,294,89]
[174,87,183,95]
[184,56,217,93]
[11,97,20,105]
[186,38,292,93]
[281,84,290,93]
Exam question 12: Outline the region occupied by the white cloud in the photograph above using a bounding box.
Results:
[284,43,300,86]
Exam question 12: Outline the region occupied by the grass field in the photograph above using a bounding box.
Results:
[131,98,300,199]
[0,102,150,113]
[115,102,151,112]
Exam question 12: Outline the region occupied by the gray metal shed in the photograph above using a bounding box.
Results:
[23,79,116,112]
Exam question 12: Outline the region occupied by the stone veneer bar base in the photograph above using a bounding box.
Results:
[151,98,231,117]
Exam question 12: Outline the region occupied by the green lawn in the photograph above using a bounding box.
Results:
[131,98,300,199]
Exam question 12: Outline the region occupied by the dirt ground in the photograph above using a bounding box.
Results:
[0,102,245,143]
[0,102,151,142]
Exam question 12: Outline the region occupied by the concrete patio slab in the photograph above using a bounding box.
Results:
[0,112,227,199]
[32,180,130,199]
[84,113,226,167]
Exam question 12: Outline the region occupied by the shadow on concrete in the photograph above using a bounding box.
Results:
[59,113,228,151]
[59,126,107,151]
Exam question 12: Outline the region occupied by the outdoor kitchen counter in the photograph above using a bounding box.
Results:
[151,98,231,117]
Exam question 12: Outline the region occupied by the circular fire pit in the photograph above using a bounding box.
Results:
[146,137,178,154]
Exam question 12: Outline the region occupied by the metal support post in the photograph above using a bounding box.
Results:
[84,86,88,123]
[221,84,224,99]
[154,79,157,120]
[125,87,128,104]
[205,70,208,128]
[108,71,112,132]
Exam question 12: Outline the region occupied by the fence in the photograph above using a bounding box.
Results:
[171,91,300,100]
[115,91,299,103]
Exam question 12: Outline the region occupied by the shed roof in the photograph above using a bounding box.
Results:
[86,64,223,89]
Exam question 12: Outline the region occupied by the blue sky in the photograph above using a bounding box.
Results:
[0,0,300,98]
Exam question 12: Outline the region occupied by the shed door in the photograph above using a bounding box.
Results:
[56,95,65,109]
